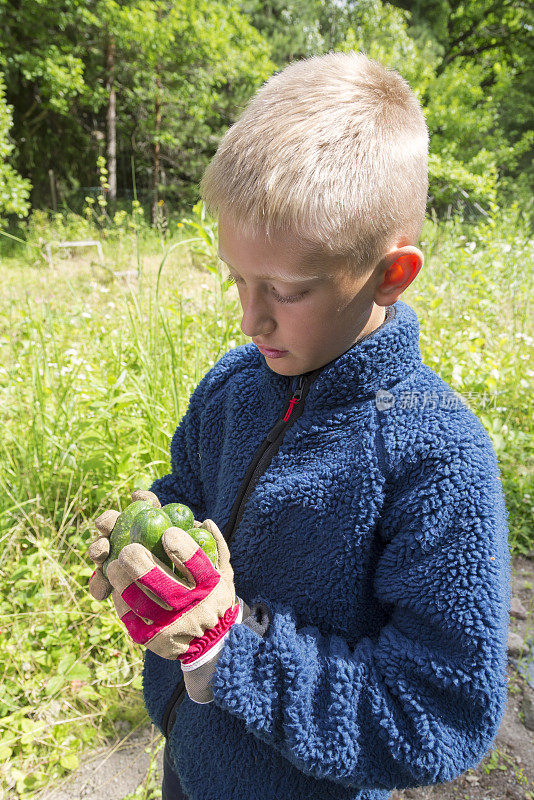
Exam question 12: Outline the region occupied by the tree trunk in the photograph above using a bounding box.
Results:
[106,34,117,208]
[48,168,57,211]
[152,70,162,225]
[152,6,163,225]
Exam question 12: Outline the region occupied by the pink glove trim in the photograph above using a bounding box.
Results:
[120,608,162,644]
[118,549,221,645]
[121,549,220,617]
[179,603,240,665]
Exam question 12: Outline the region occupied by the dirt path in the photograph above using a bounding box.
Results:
[36,554,534,800]
[37,725,164,800]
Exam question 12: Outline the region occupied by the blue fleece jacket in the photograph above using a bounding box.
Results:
[142,300,511,800]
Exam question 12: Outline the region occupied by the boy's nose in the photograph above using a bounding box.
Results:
[240,295,275,339]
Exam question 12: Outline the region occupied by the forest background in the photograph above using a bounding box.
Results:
[1,0,533,220]
[0,1,533,798]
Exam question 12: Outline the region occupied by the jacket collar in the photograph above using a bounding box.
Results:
[252,300,422,408]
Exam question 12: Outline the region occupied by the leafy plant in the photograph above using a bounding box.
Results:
[0,73,31,222]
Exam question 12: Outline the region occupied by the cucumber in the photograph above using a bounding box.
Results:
[130,508,173,567]
[187,527,218,568]
[161,503,195,531]
[103,499,154,577]
[103,497,218,576]
[159,504,217,567]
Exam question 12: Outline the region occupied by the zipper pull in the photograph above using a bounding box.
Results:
[266,376,306,442]
[283,375,304,422]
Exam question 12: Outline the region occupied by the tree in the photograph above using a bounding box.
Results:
[0,0,274,212]
[0,73,31,222]
[113,0,275,213]
[238,0,327,67]
[0,0,91,207]
[1,0,530,216]
[387,0,534,206]
[242,0,531,211]
[387,0,533,75]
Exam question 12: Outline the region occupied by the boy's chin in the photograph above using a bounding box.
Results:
[265,355,319,378]
[265,360,293,375]
[262,355,299,377]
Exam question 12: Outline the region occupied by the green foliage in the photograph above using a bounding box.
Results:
[17,46,86,115]
[0,0,531,217]
[0,0,275,211]
[332,5,507,213]
[243,0,533,215]
[249,0,506,215]
[0,73,31,221]
[114,0,275,210]
[396,0,533,75]
[340,0,434,88]
[404,203,533,554]
[0,0,93,207]
[428,152,497,210]
[396,0,534,211]
[490,57,534,205]
[82,155,146,240]
[238,0,328,65]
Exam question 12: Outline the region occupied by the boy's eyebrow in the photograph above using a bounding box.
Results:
[218,254,323,283]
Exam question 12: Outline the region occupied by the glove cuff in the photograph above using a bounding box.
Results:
[179,601,242,668]
[180,601,244,705]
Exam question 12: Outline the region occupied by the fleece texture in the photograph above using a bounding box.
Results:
[142,300,511,800]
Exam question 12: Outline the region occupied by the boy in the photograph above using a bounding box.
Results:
[88,51,511,800]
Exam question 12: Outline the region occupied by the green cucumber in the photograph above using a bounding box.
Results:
[103,496,218,576]
[103,499,154,577]
[187,527,218,568]
[161,503,195,531]
[130,508,173,567]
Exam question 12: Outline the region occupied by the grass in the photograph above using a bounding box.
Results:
[0,201,532,798]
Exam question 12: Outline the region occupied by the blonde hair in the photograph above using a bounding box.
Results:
[200,50,429,275]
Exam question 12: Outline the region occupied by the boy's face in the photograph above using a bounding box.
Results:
[217,212,387,377]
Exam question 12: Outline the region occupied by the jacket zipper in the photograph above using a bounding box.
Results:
[163,370,319,739]
[223,373,307,546]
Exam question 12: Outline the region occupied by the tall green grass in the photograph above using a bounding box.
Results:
[405,205,533,553]
[0,202,532,798]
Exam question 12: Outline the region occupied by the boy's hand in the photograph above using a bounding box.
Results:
[87,490,160,601]
[106,518,246,702]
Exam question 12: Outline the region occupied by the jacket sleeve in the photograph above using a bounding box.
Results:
[148,375,208,520]
[210,426,512,792]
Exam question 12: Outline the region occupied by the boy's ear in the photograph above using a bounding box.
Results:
[373,246,423,306]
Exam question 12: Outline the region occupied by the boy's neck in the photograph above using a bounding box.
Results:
[355,303,386,343]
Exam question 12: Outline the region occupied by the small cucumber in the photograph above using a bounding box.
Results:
[103,497,218,576]
[187,527,218,568]
[130,508,173,567]
[161,503,195,531]
[103,499,154,577]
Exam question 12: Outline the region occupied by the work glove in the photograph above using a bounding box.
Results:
[108,517,248,704]
[87,490,160,602]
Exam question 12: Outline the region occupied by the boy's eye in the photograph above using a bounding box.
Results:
[225,274,307,304]
[272,288,307,304]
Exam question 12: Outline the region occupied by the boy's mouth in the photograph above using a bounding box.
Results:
[255,344,288,358]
